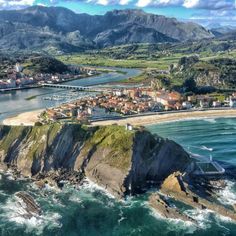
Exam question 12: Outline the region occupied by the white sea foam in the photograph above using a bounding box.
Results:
[185,209,212,229]
[188,145,213,152]
[2,196,62,235]
[6,175,14,180]
[118,209,127,225]
[201,146,213,152]
[69,193,82,203]
[150,208,197,234]
[203,118,217,123]
[189,152,210,161]
[215,214,233,224]
[220,132,234,135]
[80,178,115,199]
[0,190,7,196]
[217,180,236,205]
[149,208,165,220]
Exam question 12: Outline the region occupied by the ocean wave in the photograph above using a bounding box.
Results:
[6,175,15,180]
[118,208,127,225]
[203,118,217,123]
[188,145,213,152]
[185,209,212,230]
[215,214,233,224]
[189,152,210,161]
[220,132,234,135]
[214,214,232,234]
[1,196,62,235]
[150,208,197,234]
[0,190,7,196]
[80,178,115,200]
[68,193,82,203]
[201,146,214,152]
[123,197,148,209]
[217,180,236,205]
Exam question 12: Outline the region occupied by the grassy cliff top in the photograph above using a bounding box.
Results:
[0,124,138,168]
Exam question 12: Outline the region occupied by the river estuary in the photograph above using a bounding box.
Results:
[0,68,140,121]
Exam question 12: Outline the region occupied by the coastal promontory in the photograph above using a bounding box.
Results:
[0,123,190,198]
[1,123,235,223]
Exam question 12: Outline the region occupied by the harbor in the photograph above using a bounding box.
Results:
[0,67,141,122]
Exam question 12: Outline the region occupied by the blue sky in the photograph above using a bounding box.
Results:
[1,0,236,26]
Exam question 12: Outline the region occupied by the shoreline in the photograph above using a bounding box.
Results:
[2,109,43,126]
[91,109,236,126]
[2,108,236,127]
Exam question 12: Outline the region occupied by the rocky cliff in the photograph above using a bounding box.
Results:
[0,124,191,198]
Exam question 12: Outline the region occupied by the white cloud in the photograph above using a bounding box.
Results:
[136,0,152,7]
[0,0,34,9]
[183,0,199,8]
[119,0,132,5]
[0,0,234,15]
[135,0,235,10]
[86,0,132,6]
[97,0,109,5]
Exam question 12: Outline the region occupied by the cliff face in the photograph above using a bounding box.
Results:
[0,124,191,198]
[0,124,87,176]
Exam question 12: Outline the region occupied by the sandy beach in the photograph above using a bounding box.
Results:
[91,109,236,126]
[2,108,236,127]
[2,109,43,126]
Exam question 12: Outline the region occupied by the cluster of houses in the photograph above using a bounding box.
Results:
[0,64,98,90]
[100,88,182,114]
[42,88,181,122]
[41,86,236,123]
[188,94,236,108]
[41,99,94,123]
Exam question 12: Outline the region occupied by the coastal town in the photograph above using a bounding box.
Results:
[0,62,98,90]
[39,85,236,124]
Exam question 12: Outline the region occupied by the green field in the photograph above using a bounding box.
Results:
[57,45,236,71]
[56,42,236,89]
[57,54,173,69]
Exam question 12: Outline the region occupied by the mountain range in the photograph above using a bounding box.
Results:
[0,6,219,53]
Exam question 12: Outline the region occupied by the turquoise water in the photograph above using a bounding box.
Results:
[148,118,236,168]
[1,118,236,235]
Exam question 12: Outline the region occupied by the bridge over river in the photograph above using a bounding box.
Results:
[42,83,109,92]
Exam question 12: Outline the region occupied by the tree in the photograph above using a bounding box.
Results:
[183,77,197,93]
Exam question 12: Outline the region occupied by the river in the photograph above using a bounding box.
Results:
[0,68,140,121]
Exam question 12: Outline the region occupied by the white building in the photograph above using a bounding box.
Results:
[113,90,123,97]
[230,97,236,108]
[213,101,221,108]
[182,101,192,109]
[15,63,23,73]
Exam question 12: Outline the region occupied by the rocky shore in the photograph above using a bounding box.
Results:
[149,172,236,223]
[15,192,42,219]
[0,123,236,223]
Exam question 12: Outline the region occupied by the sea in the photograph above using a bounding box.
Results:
[0,118,236,235]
